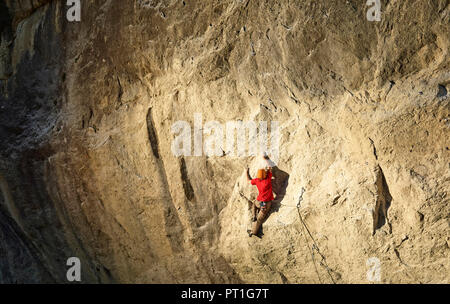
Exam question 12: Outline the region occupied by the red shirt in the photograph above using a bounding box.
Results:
[251,171,274,202]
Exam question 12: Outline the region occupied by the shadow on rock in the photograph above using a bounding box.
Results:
[269,166,290,214]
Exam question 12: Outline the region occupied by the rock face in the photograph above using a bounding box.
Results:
[0,0,448,283]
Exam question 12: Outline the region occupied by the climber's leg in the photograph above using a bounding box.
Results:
[251,201,257,222]
[258,201,272,223]
[251,201,272,236]
[249,201,261,236]
[251,219,260,236]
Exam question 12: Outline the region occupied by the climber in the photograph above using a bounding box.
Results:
[246,154,274,238]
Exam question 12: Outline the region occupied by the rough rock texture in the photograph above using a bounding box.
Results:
[0,0,449,283]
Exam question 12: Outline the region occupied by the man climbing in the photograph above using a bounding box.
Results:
[246,154,274,238]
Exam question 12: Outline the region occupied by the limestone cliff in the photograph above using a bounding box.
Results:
[0,0,448,283]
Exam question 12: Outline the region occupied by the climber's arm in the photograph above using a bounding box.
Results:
[262,154,273,170]
[246,168,252,182]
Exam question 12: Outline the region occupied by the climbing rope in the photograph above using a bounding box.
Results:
[296,207,323,283]
[286,187,336,284]
[296,207,336,284]
[240,188,337,283]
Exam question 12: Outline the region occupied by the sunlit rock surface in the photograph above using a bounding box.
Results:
[0,0,448,283]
